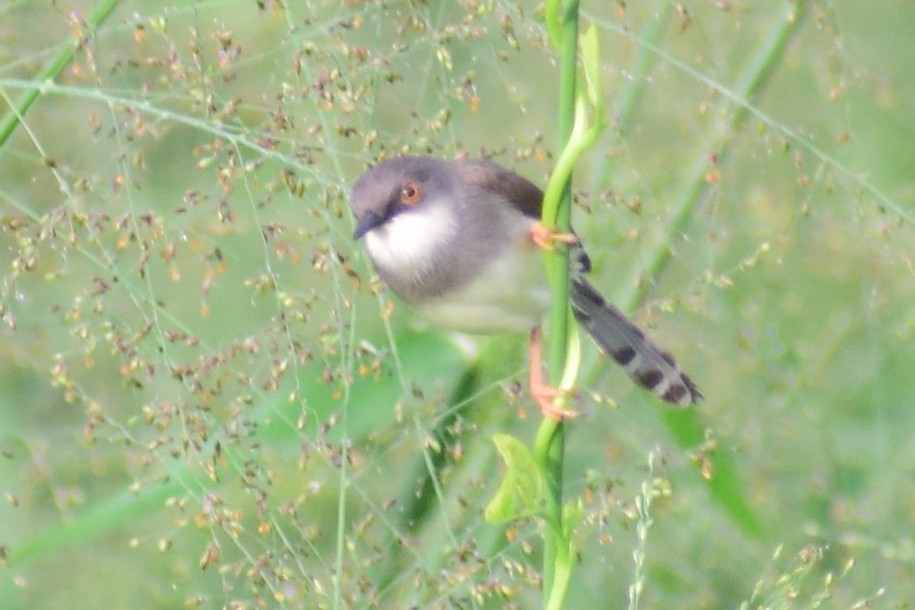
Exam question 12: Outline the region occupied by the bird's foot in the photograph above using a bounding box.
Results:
[529,221,579,252]
[530,378,579,421]
[529,326,579,421]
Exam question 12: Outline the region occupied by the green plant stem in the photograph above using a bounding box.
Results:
[538,0,580,606]
[0,0,121,149]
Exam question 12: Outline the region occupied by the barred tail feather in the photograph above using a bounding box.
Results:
[570,277,701,406]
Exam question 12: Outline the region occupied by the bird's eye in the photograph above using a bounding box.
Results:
[400,181,422,205]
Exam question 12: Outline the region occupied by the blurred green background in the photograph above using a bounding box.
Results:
[1,0,913,608]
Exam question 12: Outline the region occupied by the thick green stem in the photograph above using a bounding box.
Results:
[538,0,580,606]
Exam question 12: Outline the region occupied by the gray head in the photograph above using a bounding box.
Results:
[350,156,455,241]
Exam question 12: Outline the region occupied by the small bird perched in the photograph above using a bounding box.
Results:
[350,156,700,418]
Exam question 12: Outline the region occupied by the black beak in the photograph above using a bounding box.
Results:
[353,211,384,240]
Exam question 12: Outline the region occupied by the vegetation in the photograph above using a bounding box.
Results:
[0,1,912,608]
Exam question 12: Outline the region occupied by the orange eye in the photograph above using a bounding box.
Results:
[400,181,422,205]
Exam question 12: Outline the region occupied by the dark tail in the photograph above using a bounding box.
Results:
[570,276,701,406]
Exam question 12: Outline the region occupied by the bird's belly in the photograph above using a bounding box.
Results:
[417,245,550,334]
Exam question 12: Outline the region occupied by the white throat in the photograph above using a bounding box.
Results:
[363,202,455,277]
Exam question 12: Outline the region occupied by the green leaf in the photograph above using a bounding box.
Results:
[484,433,547,523]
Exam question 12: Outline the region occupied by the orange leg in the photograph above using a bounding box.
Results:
[529,221,579,252]
[529,326,578,420]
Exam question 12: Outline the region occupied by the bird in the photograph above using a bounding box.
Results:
[349,155,700,419]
